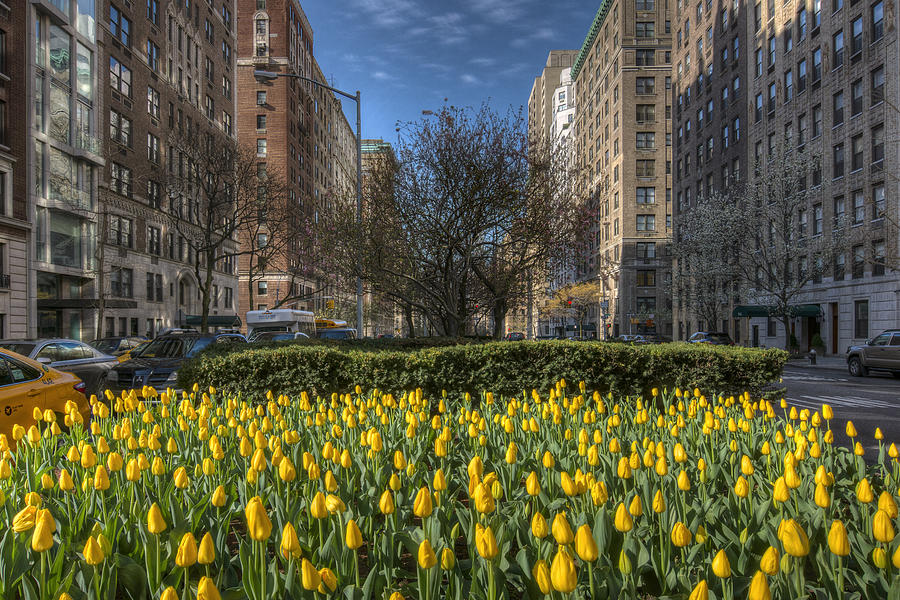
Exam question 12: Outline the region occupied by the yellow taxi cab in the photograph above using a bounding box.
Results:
[117,339,151,363]
[0,347,91,446]
[315,318,349,329]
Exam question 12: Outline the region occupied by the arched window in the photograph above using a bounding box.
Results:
[254,12,269,57]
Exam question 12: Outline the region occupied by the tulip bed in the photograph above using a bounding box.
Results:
[1,383,899,600]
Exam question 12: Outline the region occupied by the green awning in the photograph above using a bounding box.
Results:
[183,315,242,327]
[732,305,822,318]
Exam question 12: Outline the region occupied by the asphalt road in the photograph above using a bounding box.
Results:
[780,362,900,455]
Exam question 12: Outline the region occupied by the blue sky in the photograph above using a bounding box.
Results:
[302,0,601,143]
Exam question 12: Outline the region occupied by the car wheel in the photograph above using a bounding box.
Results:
[848,357,867,377]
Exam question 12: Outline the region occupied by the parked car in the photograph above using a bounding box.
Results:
[116,339,152,363]
[687,332,735,346]
[847,330,900,377]
[614,334,648,344]
[249,331,310,343]
[643,333,673,344]
[504,332,526,341]
[90,336,149,357]
[0,339,117,397]
[316,328,357,340]
[0,347,91,446]
[105,331,247,394]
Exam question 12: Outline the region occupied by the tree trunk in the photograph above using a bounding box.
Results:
[782,316,793,351]
[404,305,416,338]
[492,299,508,339]
[201,256,214,333]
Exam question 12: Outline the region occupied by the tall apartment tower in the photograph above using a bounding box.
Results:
[236,0,357,318]
[573,0,673,339]
[673,0,899,352]
[671,0,750,342]
[528,51,579,149]
[0,2,30,338]
[96,0,239,339]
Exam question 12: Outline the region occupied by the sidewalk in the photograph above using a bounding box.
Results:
[784,355,846,370]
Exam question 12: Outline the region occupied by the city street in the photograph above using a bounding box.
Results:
[780,359,900,453]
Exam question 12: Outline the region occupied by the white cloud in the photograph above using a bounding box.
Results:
[351,0,418,28]
[470,57,497,67]
[461,73,481,84]
[372,71,398,81]
[476,0,533,23]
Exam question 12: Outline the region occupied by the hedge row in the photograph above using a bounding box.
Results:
[178,341,787,399]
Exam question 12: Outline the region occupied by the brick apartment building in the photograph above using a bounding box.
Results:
[0,2,30,338]
[672,0,899,352]
[572,0,674,339]
[236,0,356,322]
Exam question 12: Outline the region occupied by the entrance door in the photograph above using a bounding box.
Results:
[752,325,759,347]
[805,317,820,352]
[831,303,839,355]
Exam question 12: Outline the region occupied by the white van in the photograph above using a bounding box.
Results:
[246,309,316,341]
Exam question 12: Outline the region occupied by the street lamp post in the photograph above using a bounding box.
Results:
[254,69,364,336]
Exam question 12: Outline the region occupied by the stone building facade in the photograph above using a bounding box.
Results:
[573,0,674,339]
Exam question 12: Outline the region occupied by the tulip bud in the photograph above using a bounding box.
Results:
[828,520,850,556]
[689,580,709,600]
[346,519,363,550]
[418,539,437,569]
[614,503,633,532]
[440,547,455,570]
[873,509,896,543]
[550,547,577,593]
[476,525,499,560]
[198,532,215,565]
[671,522,692,547]
[147,503,167,534]
[532,559,551,594]
[379,490,395,515]
[748,571,771,600]
[300,559,321,590]
[280,522,302,559]
[175,533,198,567]
[575,524,598,562]
[83,535,105,565]
[245,496,273,541]
[551,513,574,545]
[712,550,731,578]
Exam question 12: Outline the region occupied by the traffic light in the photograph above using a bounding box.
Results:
[326,299,335,309]
[567,300,572,306]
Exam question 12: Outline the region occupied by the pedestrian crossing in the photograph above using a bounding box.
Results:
[784,394,899,412]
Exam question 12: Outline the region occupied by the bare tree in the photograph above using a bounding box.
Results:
[162,131,286,332]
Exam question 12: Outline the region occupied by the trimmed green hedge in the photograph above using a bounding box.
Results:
[179,341,786,399]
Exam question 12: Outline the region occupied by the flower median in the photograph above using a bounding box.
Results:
[0,381,898,599]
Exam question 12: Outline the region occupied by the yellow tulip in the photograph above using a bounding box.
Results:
[346,519,363,550]
[417,539,437,569]
[532,559,551,594]
[318,567,337,593]
[575,524,598,562]
[814,483,831,508]
[780,519,810,557]
[379,490,395,515]
[301,559,321,590]
[526,471,541,496]
[160,587,178,600]
[652,489,666,513]
[773,477,790,503]
[856,478,874,503]
[13,505,38,532]
[629,495,643,517]
[211,486,226,508]
[712,550,731,578]
[677,470,691,491]
[245,496,273,541]
[198,532,215,565]
[734,476,749,499]
[689,580,709,600]
[175,533,198,567]
[440,547,455,570]
[532,513,548,539]
[671,522,692,547]
[879,492,899,518]
[846,421,857,438]
[828,520,850,556]
[614,503,633,532]
[551,513,574,545]
[83,536,105,565]
[280,522,302,559]
[147,503,167,534]
[748,571,771,600]
[618,549,632,575]
[476,525,499,560]
[873,509,896,543]
[550,547,577,593]
[310,491,328,519]
[873,547,888,569]
[892,542,900,568]
[31,510,55,552]
[760,546,779,575]
[473,483,495,514]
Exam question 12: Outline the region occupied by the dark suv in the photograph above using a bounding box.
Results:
[688,332,735,345]
[847,330,900,377]
[104,331,246,394]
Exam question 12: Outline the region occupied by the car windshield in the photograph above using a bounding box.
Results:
[137,337,192,359]
[0,342,36,357]
[91,339,119,354]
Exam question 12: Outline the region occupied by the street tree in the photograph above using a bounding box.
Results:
[540,279,605,338]
[162,130,287,332]
[332,103,588,337]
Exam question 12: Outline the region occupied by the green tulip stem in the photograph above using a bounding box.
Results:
[182,566,190,600]
[353,549,360,588]
[317,519,324,560]
[155,534,161,591]
[258,540,267,600]
[40,550,48,600]
[486,559,496,600]
[92,565,102,600]
[588,563,596,599]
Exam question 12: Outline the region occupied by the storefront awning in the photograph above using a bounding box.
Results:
[732,304,822,318]
[183,314,242,327]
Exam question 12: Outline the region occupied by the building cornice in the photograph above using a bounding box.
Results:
[572,0,614,80]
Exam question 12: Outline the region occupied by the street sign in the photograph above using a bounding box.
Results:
[600,300,609,310]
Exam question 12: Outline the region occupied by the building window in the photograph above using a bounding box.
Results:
[636,132,655,149]
[636,0,655,10]
[109,215,133,248]
[813,203,823,235]
[636,50,655,65]
[834,253,846,279]
[812,47,822,82]
[109,5,131,46]
[636,160,655,177]
[832,91,844,125]
[109,57,132,97]
[256,114,267,130]
[850,79,863,115]
[636,104,655,123]
[850,134,863,171]
[222,112,233,136]
[146,39,160,71]
[852,245,865,278]
[257,281,268,296]
[222,41,231,63]
[872,0,884,41]
[784,70,793,101]
[852,190,864,223]
[636,22,655,37]
[257,139,267,157]
[205,95,214,120]
[147,0,159,25]
[256,91,267,105]
[637,242,656,258]
[833,195,846,226]
[873,240,885,276]
[148,226,161,255]
[147,86,160,118]
[851,17,863,55]
[871,65,884,103]
[832,30,844,68]
[873,183,885,219]
[147,133,160,163]
[832,143,844,178]
[797,59,807,92]
[854,300,868,338]
[110,267,133,298]
[636,77,655,94]
[110,163,133,197]
[812,104,822,137]
[636,214,656,231]
[768,35,776,66]
[636,270,656,287]
[636,187,656,204]
[109,109,132,146]
[755,47,763,77]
